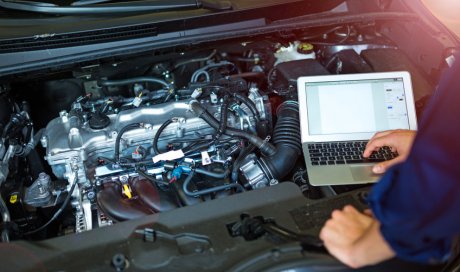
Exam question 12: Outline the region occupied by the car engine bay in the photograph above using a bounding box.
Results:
[0,19,451,246]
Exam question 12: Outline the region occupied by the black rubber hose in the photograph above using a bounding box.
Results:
[153,119,174,155]
[262,222,324,248]
[271,102,302,151]
[204,95,230,149]
[114,123,142,162]
[189,100,276,156]
[15,128,45,157]
[182,170,244,197]
[215,95,229,140]
[195,168,228,179]
[137,169,162,187]
[182,141,206,155]
[257,101,302,181]
[1,121,12,138]
[99,77,171,90]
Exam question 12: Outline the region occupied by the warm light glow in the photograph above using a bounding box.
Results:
[422,0,460,37]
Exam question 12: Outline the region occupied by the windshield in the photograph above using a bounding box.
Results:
[0,0,234,15]
[422,0,460,38]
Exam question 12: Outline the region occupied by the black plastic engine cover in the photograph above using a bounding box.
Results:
[274,59,330,92]
[361,48,434,101]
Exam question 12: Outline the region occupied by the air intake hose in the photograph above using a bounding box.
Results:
[190,99,301,186]
[189,100,276,156]
[257,101,301,181]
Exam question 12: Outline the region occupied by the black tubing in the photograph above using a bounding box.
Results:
[271,101,302,151]
[137,169,160,187]
[172,180,201,206]
[189,100,276,156]
[114,123,141,162]
[262,222,324,248]
[153,119,174,155]
[15,128,45,157]
[182,170,244,197]
[1,121,12,138]
[195,167,228,179]
[258,101,302,181]
[99,77,171,90]
[215,95,229,140]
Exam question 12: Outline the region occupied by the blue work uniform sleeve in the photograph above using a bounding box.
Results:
[369,57,460,264]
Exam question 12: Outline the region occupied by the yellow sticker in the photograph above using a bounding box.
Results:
[122,184,132,199]
[9,194,18,204]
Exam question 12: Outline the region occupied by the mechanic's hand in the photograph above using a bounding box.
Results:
[363,129,416,174]
[319,205,395,268]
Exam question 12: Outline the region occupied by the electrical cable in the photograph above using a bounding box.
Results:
[182,141,209,155]
[114,123,142,162]
[189,100,276,156]
[191,61,236,83]
[137,169,169,187]
[182,169,244,197]
[195,167,229,179]
[153,119,174,155]
[173,49,217,70]
[23,172,79,236]
[262,222,324,248]
[232,93,260,122]
[99,77,171,90]
[204,94,229,150]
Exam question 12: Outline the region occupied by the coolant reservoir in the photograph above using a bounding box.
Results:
[274,41,315,65]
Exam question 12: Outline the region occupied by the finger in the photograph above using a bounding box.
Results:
[331,209,348,221]
[342,205,374,226]
[320,219,339,241]
[372,156,405,174]
[343,206,368,221]
[363,135,396,157]
[363,209,374,217]
[320,222,349,246]
[331,209,356,228]
[342,205,359,214]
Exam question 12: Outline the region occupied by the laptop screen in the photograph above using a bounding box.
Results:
[297,72,418,142]
[306,78,409,135]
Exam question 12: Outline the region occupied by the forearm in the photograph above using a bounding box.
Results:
[350,221,395,268]
[320,206,396,269]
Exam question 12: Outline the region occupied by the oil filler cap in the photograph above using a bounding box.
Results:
[89,112,110,130]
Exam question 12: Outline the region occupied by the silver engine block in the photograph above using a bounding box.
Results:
[40,90,266,232]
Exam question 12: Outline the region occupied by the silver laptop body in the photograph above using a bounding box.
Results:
[297,72,418,186]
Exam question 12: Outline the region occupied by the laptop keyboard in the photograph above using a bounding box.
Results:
[307,141,397,166]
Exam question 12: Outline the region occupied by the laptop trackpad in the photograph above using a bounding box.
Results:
[350,165,380,182]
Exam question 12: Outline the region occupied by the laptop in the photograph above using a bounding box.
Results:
[297,72,418,186]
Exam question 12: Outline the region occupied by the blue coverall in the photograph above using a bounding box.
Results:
[369,56,460,263]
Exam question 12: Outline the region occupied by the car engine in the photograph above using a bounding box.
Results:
[0,22,442,241]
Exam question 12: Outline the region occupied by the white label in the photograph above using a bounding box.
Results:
[152,149,185,163]
[201,151,212,165]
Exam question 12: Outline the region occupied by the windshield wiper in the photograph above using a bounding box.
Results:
[71,0,118,6]
[0,0,232,15]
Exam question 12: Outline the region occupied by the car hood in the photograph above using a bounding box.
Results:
[0,0,431,76]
